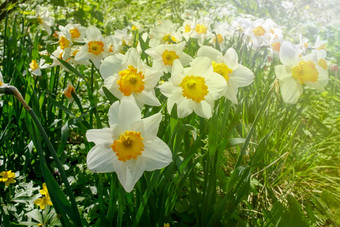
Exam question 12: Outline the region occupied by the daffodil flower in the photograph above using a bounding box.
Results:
[0,71,5,87]
[0,170,16,186]
[100,48,162,108]
[149,20,182,47]
[197,46,254,104]
[86,97,172,192]
[190,17,213,46]
[145,42,193,73]
[63,81,76,102]
[159,57,226,119]
[180,20,195,41]
[275,41,329,104]
[29,59,49,76]
[35,6,55,35]
[59,24,87,42]
[75,26,107,68]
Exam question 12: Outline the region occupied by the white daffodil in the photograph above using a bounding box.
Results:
[275,41,329,104]
[35,6,54,35]
[63,81,76,102]
[57,32,73,59]
[179,20,195,41]
[112,28,134,51]
[29,59,49,76]
[145,42,193,73]
[197,46,254,104]
[104,35,120,57]
[149,20,182,47]
[159,57,226,119]
[75,26,107,68]
[100,48,162,108]
[59,24,87,42]
[210,22,230,50]
[245,18,273,49]
[190,17,213,46]
[0,71,5,87]
[86,97,172,192]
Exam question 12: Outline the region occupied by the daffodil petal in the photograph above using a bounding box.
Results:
[86,128,113,145]
[100,55,124,79]
[113,158,145,192]
[280,41,299,66]
[142,138,172,171]
[87,144,115,173]
[279,77,303,104]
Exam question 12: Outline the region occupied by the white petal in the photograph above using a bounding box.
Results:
[189,57,212,76]
[86,26,102,41]
[135,90,161,107]
[231,65,254,87]
[124,48,141,68]
[177,98,192,118]
[279,77,303,104]
[100,55,123,79]
[275,65,292,81]
[113,158,145,192]
[87,144,115,173]
[86,128,113,145]
[191,101,212,119]
[159,81,175,97]
[171,59,185,85]
[108,97,141,130]
[142,138,172,171]
[197,46,221,61]
[180,53,193,67]
[142,112,162,138]
[224,48,239,70]
[74,45,89,61]
[280,41,299,66]
[224,82,239,104]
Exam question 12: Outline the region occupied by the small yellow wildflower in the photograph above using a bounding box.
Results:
[0,170,16,186]
[34,183,53,210]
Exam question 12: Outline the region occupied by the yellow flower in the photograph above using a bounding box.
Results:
[34,195,52,210]
[34,183,53,210]
[0,170,16,186]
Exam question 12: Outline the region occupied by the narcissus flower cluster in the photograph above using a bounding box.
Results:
[29,5,331,193]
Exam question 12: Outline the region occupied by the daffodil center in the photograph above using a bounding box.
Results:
[253,26,266,36]
[111,131,144,162]
[195,24,208,34]
[317,59,327,70]
[37,16,43,25]
[162,34,177,44]
[180,75,208,103]
[271,42,281,52]
[0,81,3,86]
[292,60,319,84]
[212,61,233,81]
[88,41,104,55]
[30,60,39,71]
[70,28,81,39]
[64,85,75,98]
[185,24,191,33]
[59,36,71,49]
[216,34,224,43]
[117,65,145,96]
[162,50,179,66]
